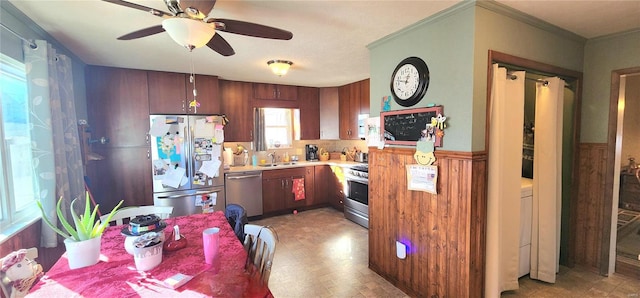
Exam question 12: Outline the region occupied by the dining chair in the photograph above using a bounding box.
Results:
[100,206,174,226]
[225,204,248,241]
[243,224,278,286]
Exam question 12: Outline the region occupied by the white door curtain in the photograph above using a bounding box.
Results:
[485,64,565,297]
[530,77,564,283]
[485,64,525,297]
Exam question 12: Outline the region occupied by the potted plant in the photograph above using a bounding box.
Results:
[37,192,123,269]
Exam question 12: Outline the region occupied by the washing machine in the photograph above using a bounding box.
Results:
[519,177,533,277]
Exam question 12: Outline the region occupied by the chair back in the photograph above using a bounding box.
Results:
[225,204,248,241]
[100,206,174,226]
[243,224,278,286]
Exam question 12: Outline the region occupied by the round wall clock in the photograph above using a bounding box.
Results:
[390,56,429,107]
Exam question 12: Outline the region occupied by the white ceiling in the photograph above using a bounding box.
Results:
[6,0,640,87]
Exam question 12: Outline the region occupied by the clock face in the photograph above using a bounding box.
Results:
[392,64,420,100]
[389,57,429,107]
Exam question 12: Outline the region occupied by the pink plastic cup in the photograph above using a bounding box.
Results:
[202,227,220,264]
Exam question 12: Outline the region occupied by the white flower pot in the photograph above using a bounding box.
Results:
[64,235,101,269]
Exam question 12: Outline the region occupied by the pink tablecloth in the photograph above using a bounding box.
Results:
[28,212,272,297]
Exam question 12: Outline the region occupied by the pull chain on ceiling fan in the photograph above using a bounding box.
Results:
[103,0,293,56]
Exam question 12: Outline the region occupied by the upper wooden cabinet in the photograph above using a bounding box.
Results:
[253,83,298,100]
[319,87,339,139]
[338,79,370,140]
[148,71,220,114]
[187,75,220,114]
[298,86,320,140]
[85,66,150,148]
[220,80,253,142]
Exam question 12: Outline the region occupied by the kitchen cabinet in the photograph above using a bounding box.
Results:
[85,66,152,211]
[262,168,309,214]
[298,87,320,140]
[329,165,346,211]
[319,87,339,139]
[253,83,298,101]
[148,71,220,114]
[220,80,253,142]
[85,66,150,148]
[620,172,640,211]
[86,147,153,211]
[338,79,370,140]
[313,166,331,206]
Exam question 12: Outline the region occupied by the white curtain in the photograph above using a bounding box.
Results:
[24,40,84,248]
[485,64,525,297]
[530,77,564,283]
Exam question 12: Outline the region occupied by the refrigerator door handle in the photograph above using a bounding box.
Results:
[156,193,193,200]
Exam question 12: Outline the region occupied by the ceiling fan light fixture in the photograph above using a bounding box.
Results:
[162,18,215,49]
[267,60,293,76]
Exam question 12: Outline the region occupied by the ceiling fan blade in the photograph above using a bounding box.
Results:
[211,19,293,40]
[117,25,165,40]
[102,0,172,17]
[207,33,235,56]
[180,0,216,16]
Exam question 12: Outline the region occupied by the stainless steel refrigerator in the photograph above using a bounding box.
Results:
[149,115,226,216]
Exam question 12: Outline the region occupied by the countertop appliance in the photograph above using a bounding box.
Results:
[344,164,369,228]
[305,144,318,161]
[150,115,226,216]
[225,171,263,217]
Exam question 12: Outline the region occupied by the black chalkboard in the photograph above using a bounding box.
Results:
[381,106,444,146]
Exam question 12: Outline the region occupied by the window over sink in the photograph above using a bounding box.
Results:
[255,108,300,150]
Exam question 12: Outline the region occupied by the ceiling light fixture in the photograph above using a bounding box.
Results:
[267,60,293,76]
[162,18,215,50]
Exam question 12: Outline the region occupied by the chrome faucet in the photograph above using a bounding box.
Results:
[268,152,277,165]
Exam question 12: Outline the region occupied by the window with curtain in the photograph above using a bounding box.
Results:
[263,108,300,149]
[0,52,40,233]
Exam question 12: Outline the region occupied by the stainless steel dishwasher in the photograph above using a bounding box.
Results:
[225,171,263,217]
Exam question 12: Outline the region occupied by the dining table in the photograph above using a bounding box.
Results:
[27,211,273,297]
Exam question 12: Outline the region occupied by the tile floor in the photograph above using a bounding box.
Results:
[251,207,640,298]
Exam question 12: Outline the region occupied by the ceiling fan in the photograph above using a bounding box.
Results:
[103,0,293,56]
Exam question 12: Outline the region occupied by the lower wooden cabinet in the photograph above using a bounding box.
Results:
[262,168,309,214]
[329,165,346,211]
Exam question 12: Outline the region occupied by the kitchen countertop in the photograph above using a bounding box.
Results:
[225,160,366,173]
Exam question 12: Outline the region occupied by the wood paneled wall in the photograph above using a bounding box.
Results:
[368,147,487,297]
[574,143,608,270]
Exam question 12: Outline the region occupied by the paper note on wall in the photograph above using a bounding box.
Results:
[149,116,170,137]
[194,119,214,138]
[162,166,186,188]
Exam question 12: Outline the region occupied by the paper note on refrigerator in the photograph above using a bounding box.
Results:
[214,127,224,144]
[199,160,221,178]
[162,166,186,188]
[194,119,214,138]
[149,116,170,137]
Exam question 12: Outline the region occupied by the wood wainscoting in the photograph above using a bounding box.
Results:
[368,147,487,297]
[574,143,608,271]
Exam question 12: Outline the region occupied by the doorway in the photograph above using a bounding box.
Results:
[603,67,640,278]
[487,50,583,268]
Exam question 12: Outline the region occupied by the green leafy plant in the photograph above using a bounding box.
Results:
[37,191,123,242]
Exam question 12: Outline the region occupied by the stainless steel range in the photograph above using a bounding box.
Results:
[344,164,369,228]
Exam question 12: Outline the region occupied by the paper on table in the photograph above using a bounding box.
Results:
[150,116,170,137]
[162,167,186,188]
[194,119,214,138]
[199,160,221,178]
